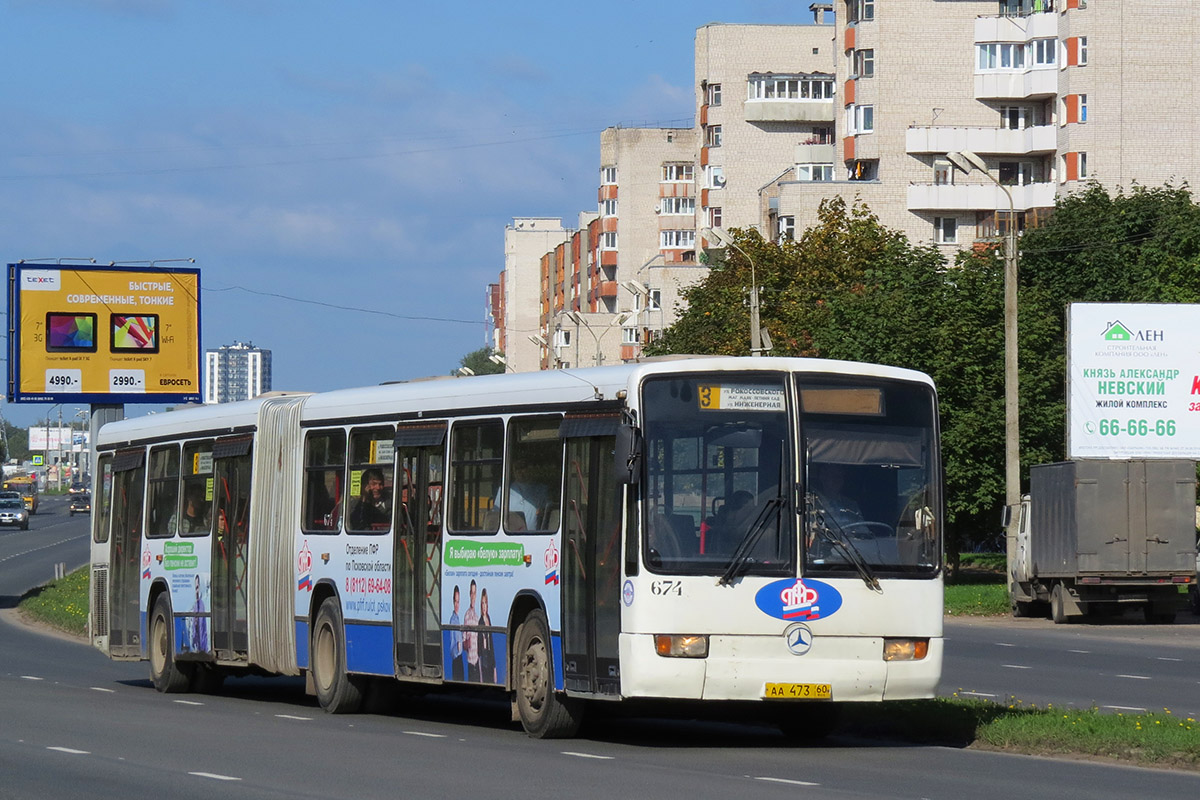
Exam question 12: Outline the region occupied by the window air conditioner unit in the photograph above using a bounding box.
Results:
[712,175,726,188]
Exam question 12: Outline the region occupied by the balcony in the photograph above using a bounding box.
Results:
[906,125,1056,155]
[977,7,1059,40]
[907,181,1057,212]
[795,142,835,163]
[975,68,1057,100]
[744,99,836,123]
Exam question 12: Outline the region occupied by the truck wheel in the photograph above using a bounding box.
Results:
[1143,605,1176,625]
[311,597,365,713]
[149,594,193,693]
[1011,600,1035,618]
[1050,584,1068,624]
[514,609,582,738]
[1189,587,1200,617]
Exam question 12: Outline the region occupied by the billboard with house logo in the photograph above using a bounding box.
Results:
[7,263,201,404]
[1067,302,1200,459]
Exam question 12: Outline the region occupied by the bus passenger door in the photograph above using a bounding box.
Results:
[394,425,446,679]
[562,428,622,696]
[212,437,253,658]
[108,449,146,659]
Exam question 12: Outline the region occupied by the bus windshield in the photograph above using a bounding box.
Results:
[641,374,793,577]
[800,377,940,577]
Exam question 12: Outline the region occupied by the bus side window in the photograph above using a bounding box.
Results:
[147,445,181,538]
[94,454,115,544]
[449,420,502,534]
[304,429,346,533]
[504,416,564,534]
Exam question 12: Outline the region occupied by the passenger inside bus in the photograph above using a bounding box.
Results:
[177,486,210,533]
[349,468,391,530]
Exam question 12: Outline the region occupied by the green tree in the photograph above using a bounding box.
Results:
[455,346,506,376]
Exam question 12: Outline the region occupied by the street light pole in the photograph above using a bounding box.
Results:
[947,150,1020,550]
[702,227,764,357]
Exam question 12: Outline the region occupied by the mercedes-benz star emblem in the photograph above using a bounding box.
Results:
[784,622,813,656]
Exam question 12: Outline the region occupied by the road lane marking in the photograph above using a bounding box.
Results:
[91,687,115,693]
[1001,664,1031,670]
[1116,674,1151,680]
[1104,705,1147,712]
[1157,657,1182,662]
[275,714,312,721]
[754,777,820,787]
[173,700,204,705]
[403,731,447,738]
[0,534,89,564]
[1068,650,1090,654]
[47,747,89,755]
[189,772,241,781]
[995,642,1016,647]
[21,676,44,681]
[563,752,615,760]
[959,691,997,698]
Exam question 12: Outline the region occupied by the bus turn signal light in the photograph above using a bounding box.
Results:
[882,638,929,662]
[654,634,709,658]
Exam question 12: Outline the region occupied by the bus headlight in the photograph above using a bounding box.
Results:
[882,638,929,662]
[654,634,709,658]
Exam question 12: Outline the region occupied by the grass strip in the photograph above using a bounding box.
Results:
[944,581,1009,616]
[18,565,88,637]
[843,697,1200,771]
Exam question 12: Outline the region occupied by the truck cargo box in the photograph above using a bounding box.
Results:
[1028,459,1195,579]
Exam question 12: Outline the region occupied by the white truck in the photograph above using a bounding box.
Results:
[1008,459,1197,624]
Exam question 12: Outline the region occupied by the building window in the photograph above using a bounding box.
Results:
[1078,36,1088,65]
[778,216,796,242]
[600,198,617,217]
[660,230,696,249]
[707,83,722,106]
[804,126,834,144]
[1079,93,1087,122]
[662,163,694,182]
[708,207,723,228]
[1033,38,1055,65]
[707,165,726,189]
[648,289,662,311]
[1079,152,1088,178]
[659,197,695,215]
[796,163,834,181]
[1000,105,1036,129]
[621,326,640,346]
[601,231,618,250]
[849,104,874,134]
[934,217,958,244]
[848,0,875,21]
[849,159,878,181]
[934,161,953,185]
[747,74,835,101]
[706,125,723,147]
[999,161,1037,186]
[600,166,617,185]
[853,49,875,78]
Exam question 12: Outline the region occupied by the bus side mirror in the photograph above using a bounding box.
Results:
[999,504,1012,529]
[614,424,642,485]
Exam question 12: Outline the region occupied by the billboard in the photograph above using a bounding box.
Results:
[7,264,201,404]
[1067,302,1200,459]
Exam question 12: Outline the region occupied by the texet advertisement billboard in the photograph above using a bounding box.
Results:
[1067,302,1200,459]
[7,263,201,404]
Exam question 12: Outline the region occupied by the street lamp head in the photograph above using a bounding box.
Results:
[564,311,583,326]
[946,150,988,175]
[700,226,736,248]
[621,280,649,296]
[456,367,475,377]
[526,334,547,347]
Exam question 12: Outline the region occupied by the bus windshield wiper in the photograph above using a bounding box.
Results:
[808,494,881,592]
[718,495,785,586]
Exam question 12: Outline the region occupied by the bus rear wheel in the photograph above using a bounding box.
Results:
[311,597,364,714]
[149,594,192,693]
[514,610,581,738]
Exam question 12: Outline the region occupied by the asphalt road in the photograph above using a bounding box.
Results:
[2,499,1198,798]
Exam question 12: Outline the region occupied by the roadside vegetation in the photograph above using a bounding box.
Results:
[19,565,1198,769]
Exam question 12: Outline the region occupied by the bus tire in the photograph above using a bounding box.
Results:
[514,609,582,738]
[311,597,364,714]
[149,594,192,693]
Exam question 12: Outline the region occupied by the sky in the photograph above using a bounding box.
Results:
[1,0,813,428]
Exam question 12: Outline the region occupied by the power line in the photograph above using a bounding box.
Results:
[203,284,482,326]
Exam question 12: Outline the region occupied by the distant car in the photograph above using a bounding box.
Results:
[69,480,89,495]
[69,493,91,516]
[0,490,22,503]
[0,497,29,530]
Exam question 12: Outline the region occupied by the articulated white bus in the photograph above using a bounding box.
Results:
[89,356,943,738]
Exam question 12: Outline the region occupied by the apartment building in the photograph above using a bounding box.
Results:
[204,341,271,404]
[498,217,569,373]
[769,0,1200,247]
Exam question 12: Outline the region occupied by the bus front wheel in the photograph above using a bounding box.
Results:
[514,609,582,738]
[311,597,364,714]
[149,594,192,693]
